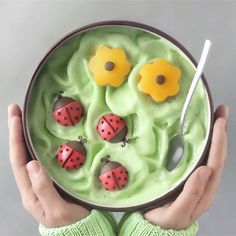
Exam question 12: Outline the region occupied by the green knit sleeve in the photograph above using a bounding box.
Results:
[39,210,117,236]
[118,212,199,236]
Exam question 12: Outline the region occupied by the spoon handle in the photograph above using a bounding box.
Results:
[179,40,212,135]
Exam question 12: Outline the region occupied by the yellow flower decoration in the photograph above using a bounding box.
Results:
[88,45,131,87]
[139,59,181,102]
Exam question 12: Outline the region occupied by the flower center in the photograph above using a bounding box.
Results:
[105,61,115,71]
[156,75,166,85]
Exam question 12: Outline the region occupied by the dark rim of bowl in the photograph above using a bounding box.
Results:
[23,20,214,212]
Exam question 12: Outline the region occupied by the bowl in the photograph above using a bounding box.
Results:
[23,21,213,212]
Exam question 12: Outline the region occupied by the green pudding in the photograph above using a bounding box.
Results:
[25,24,211,209]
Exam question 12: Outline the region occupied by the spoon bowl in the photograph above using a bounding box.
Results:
[166,135,185,171]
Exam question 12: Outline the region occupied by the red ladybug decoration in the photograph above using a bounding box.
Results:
[57,136,87,170]
[97,113,131,147]
[99,155,129,191]
[52,91,84,127]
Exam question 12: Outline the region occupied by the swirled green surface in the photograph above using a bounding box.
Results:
[26,26,210,208]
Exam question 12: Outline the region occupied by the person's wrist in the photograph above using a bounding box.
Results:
[45,204,91,228]
[39,210,117,236]
[70,204,91,222]
[143,210,190,230]
[118,211,198,236]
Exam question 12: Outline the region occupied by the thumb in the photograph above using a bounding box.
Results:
[27,161,66,213]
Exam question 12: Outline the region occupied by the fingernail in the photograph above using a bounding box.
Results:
[199,168,211,183]
[27,161,40,178]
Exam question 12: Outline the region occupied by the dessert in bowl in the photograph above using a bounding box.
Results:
[23,21,213,211]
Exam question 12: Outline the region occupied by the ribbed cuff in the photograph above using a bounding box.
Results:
[39,210,116,236]
[118,212,199,236]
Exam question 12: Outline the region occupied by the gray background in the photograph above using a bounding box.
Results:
[0,1,235,235]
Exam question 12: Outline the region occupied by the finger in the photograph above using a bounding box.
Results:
[167,166,211,219]
[9,116,44,219]
[214,105,229,121]
[27,161,66,213]
[192,117,227,220]
[9,116,33,197]
[21,187,45,222]
[207,118,227,170]
[8,104,22,127]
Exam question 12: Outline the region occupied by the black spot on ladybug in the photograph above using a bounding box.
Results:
[126,171,128,174]
[120,171,123,174]
[70,159,74,162]
[104,138,107,140]
[66,148,69,151]
[102,129,104,132]
[118,177,121,180]
[76,108,80,111]
[113,186,116,189]
[108,131,111,135]
[75,116,79,120]
[64,117,67,120]
[109,119,113,122]
[77,157,80,160]
[57,119,60,123]
[111,114,114,116]
[124,177,127,181]
[57,112,61,115]
[116,128,118,131]
[107,175,110,179]
[80,163,83,166]
[116,120,120,123]
[101,121,104,124]
[60,150,63,153]
[99,179,102,183]
[70,107,73,110]
[73,165,76,168]
[105,182,108,185]
[60,160,63,163]
[105,188,109,191]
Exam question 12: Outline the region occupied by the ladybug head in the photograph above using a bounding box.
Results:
[99,155,121,175]
[52,91,75,111]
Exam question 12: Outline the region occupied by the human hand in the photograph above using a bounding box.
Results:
[144,105,229,230]
[8,104,90,228]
